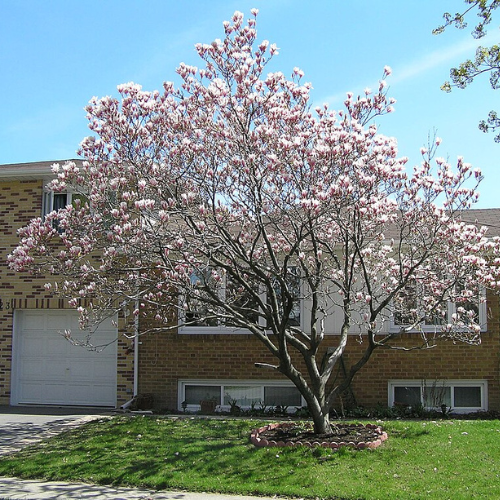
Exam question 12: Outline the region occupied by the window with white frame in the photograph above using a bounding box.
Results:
[42,191,88,232]
[391,278,486,332]
[388,380,487,413]
[181,267,262,330]
[224,272,261,326]
[180,265,302,333]
[183,267,221,327]
[42,190,87,216]
[179,380,303,411]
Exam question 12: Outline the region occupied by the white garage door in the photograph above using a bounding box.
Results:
[12,310,117,406]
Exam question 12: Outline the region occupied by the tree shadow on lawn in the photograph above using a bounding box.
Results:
[385,425,430,440]
[104,438,322,491]
[96,441,248,489]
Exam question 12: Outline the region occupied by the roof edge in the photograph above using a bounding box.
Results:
[0,159,82,179]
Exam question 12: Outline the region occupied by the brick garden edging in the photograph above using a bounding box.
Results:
[250,422,388,450]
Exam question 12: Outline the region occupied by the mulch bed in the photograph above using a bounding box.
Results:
[251,422,388,449]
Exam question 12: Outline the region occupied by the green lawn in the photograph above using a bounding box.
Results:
[0,416,499,499]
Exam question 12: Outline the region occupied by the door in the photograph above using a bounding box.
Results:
[12,310,117,406]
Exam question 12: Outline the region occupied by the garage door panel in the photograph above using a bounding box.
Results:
[85,386,115,405]
[68,384,113,405]
[20,336,46,357]
[91,362,116,379]
[22,359,44,378]
[46,335,70,354]
[22,312,48,330]
[44,362,70,379]
[40,383,69,404]
[70,361,96,380]
[13,310,117,407]
[46,312,69,330]
[19,382,44,402]
[66,384,92,404]
[92,316,117,330]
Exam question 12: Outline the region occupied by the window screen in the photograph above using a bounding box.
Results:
[223,386,261,406]
[184,385,221,405]
[394,386,421,406]
[264,386,301,407]
[454,386,481,407]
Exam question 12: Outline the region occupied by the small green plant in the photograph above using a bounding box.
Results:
[410,402,426,418]
[440,403,452,418]
[228,398,241,415]
[294,406,311,418]
[272,405,289,416]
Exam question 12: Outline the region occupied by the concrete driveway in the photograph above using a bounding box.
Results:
[0,405,110,456]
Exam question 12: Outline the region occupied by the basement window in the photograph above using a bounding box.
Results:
[388,380,487,413]
[179,380,303,411]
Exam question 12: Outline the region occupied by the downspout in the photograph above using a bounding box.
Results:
[133,299,139,397]
[120,300,140,410]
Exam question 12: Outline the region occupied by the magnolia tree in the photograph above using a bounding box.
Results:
[9,10,500,433]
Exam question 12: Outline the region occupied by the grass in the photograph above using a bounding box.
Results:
[0,416,500,499]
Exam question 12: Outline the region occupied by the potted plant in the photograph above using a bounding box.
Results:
[199,398,217,414]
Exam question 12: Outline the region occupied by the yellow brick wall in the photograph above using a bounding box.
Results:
[0,179,134,406]
[137,292,500,411]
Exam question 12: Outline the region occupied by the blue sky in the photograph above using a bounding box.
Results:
[1,0,499,207]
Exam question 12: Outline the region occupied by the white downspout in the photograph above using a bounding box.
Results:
[120,300,140,410]
[133,300,139,397]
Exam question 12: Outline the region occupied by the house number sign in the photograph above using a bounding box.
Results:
[0,298,12,310]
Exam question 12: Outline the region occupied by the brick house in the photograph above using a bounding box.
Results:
[1,160,499,413]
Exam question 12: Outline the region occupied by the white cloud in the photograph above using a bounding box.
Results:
[319,31,498,108]
[391,31,498,85]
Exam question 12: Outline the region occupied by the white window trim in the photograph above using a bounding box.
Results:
[388,379,488,413]
[42,190,79,216]
[178,379,305,412]
[389,291,487,333]
[179,266,303,335]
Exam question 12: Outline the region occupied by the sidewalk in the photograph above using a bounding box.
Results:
[0,476,277,499]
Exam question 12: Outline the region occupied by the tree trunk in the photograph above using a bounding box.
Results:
[309,401,333,434]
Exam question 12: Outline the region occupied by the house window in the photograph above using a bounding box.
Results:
[180,266,302,333]
[42,190,88,233]
[264,385,302,407]
[391,279,486,332]
[179,380,303,411]
[393,385,422,406]
[269,266,301,328]
[223,386,261,406]
[388,380,487,413]
[42,191,87,216]
[182,267,261,330]
[454,386,482,407]
[224,273,261,326]
[184,385,221,405]
[183,267,221,327]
